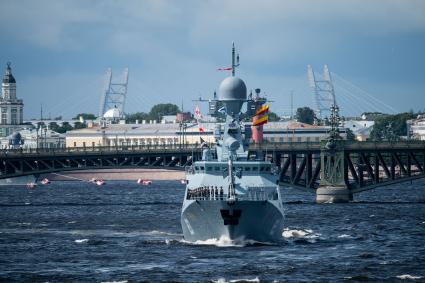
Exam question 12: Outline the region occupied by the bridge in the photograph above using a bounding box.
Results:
[1,141,425,202]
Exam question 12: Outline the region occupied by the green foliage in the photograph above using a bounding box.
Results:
[73,121,86,129]
[49,121,78,134]
[268,111,280,122]
[126,112,150,123]
[345,128,356,141]
[369,112,416,141]
[296,107,315,125]
[125,104,180,123]
[73,113,96,120]
[149,103,180,121]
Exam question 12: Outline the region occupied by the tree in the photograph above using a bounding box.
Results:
[268,111,280,122]
[296,107,315,125]
[345,128,356,141]
[73,113,96,120]
[49,122,59,132]
[73,121,86,129]
[149,103,180,121]
[126,112,150,123]
[369,112,416,141]
[54,122,74,134]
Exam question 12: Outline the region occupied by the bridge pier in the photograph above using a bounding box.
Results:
[317,119,351,203]
[316,186,352,203]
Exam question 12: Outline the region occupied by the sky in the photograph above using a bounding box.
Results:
[0,0,424,119]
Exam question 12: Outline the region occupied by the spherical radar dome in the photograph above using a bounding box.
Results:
[218,77,247,101]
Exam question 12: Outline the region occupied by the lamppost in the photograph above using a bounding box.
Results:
[44,127,47,149]
[36,125,40,150]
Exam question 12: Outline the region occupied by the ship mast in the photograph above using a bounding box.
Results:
[231,42,240,77]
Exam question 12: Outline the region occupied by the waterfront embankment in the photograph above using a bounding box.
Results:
[41,169,185,181]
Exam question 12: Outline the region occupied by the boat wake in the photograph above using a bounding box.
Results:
[213,277,260,283]
[181,236,274,247]
[282,228,322,243]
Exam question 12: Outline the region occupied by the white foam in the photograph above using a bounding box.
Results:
[143,230,182,237]
[282,228,320,239]
[396,274,422,280]
[74,239,88,243]
[67,221,76,224]
[337,234,352,239]
[214,278,260,283]
[101,281,128,283]
[182,235,260,247]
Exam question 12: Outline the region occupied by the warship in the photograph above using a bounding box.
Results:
[180,44,285,243]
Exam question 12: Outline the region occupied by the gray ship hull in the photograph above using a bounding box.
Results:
[181,200,284,243]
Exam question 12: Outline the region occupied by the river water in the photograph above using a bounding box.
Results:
[0,180,424,282]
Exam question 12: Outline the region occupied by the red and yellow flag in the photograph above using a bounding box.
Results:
[253,115,268,126]
[255,104,269,116]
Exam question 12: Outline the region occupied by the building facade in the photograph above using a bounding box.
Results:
[407,115,425,141]
[65,121,346,148]
[0,62,24,137]
[344,119,375,141]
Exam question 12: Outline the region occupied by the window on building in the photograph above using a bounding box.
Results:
[83,142,86,147]
[1,107,7,124]
[11,108,17,125]
[19,108,23,124]
[74,142,76,147]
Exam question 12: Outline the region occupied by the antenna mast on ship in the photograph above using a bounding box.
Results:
[231,42,240,77]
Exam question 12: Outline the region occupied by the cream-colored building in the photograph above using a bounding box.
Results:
[0,62,24,137]
[65,121,345,148]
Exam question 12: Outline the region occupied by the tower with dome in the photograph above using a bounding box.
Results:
[0,62,24,137]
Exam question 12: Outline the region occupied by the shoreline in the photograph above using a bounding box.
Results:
[41,168,185,181]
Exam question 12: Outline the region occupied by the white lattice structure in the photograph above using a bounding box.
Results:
[99,68,129,118]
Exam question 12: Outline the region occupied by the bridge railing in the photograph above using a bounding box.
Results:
[0,143,203,157]
[1,140,425,157]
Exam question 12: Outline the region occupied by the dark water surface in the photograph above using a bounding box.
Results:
[0,179,424,282]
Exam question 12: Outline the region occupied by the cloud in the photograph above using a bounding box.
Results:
[1,0,424,119]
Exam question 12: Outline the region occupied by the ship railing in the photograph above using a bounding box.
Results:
[186,187,279,201]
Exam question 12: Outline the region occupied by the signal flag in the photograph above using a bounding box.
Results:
[255,104,269,116]
[217,67,233,71]
[253,115,269,126]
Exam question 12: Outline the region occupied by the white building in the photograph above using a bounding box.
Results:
[0,128,65,149]
[0,62,24,137]
[344,119,375,141]
[65,121,346,148]
[408,115,425,141]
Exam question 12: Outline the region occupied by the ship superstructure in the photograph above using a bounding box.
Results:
[180,44,284,243]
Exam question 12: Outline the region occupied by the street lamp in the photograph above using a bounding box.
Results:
[36,125,40,150]
[44,127,47,149]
